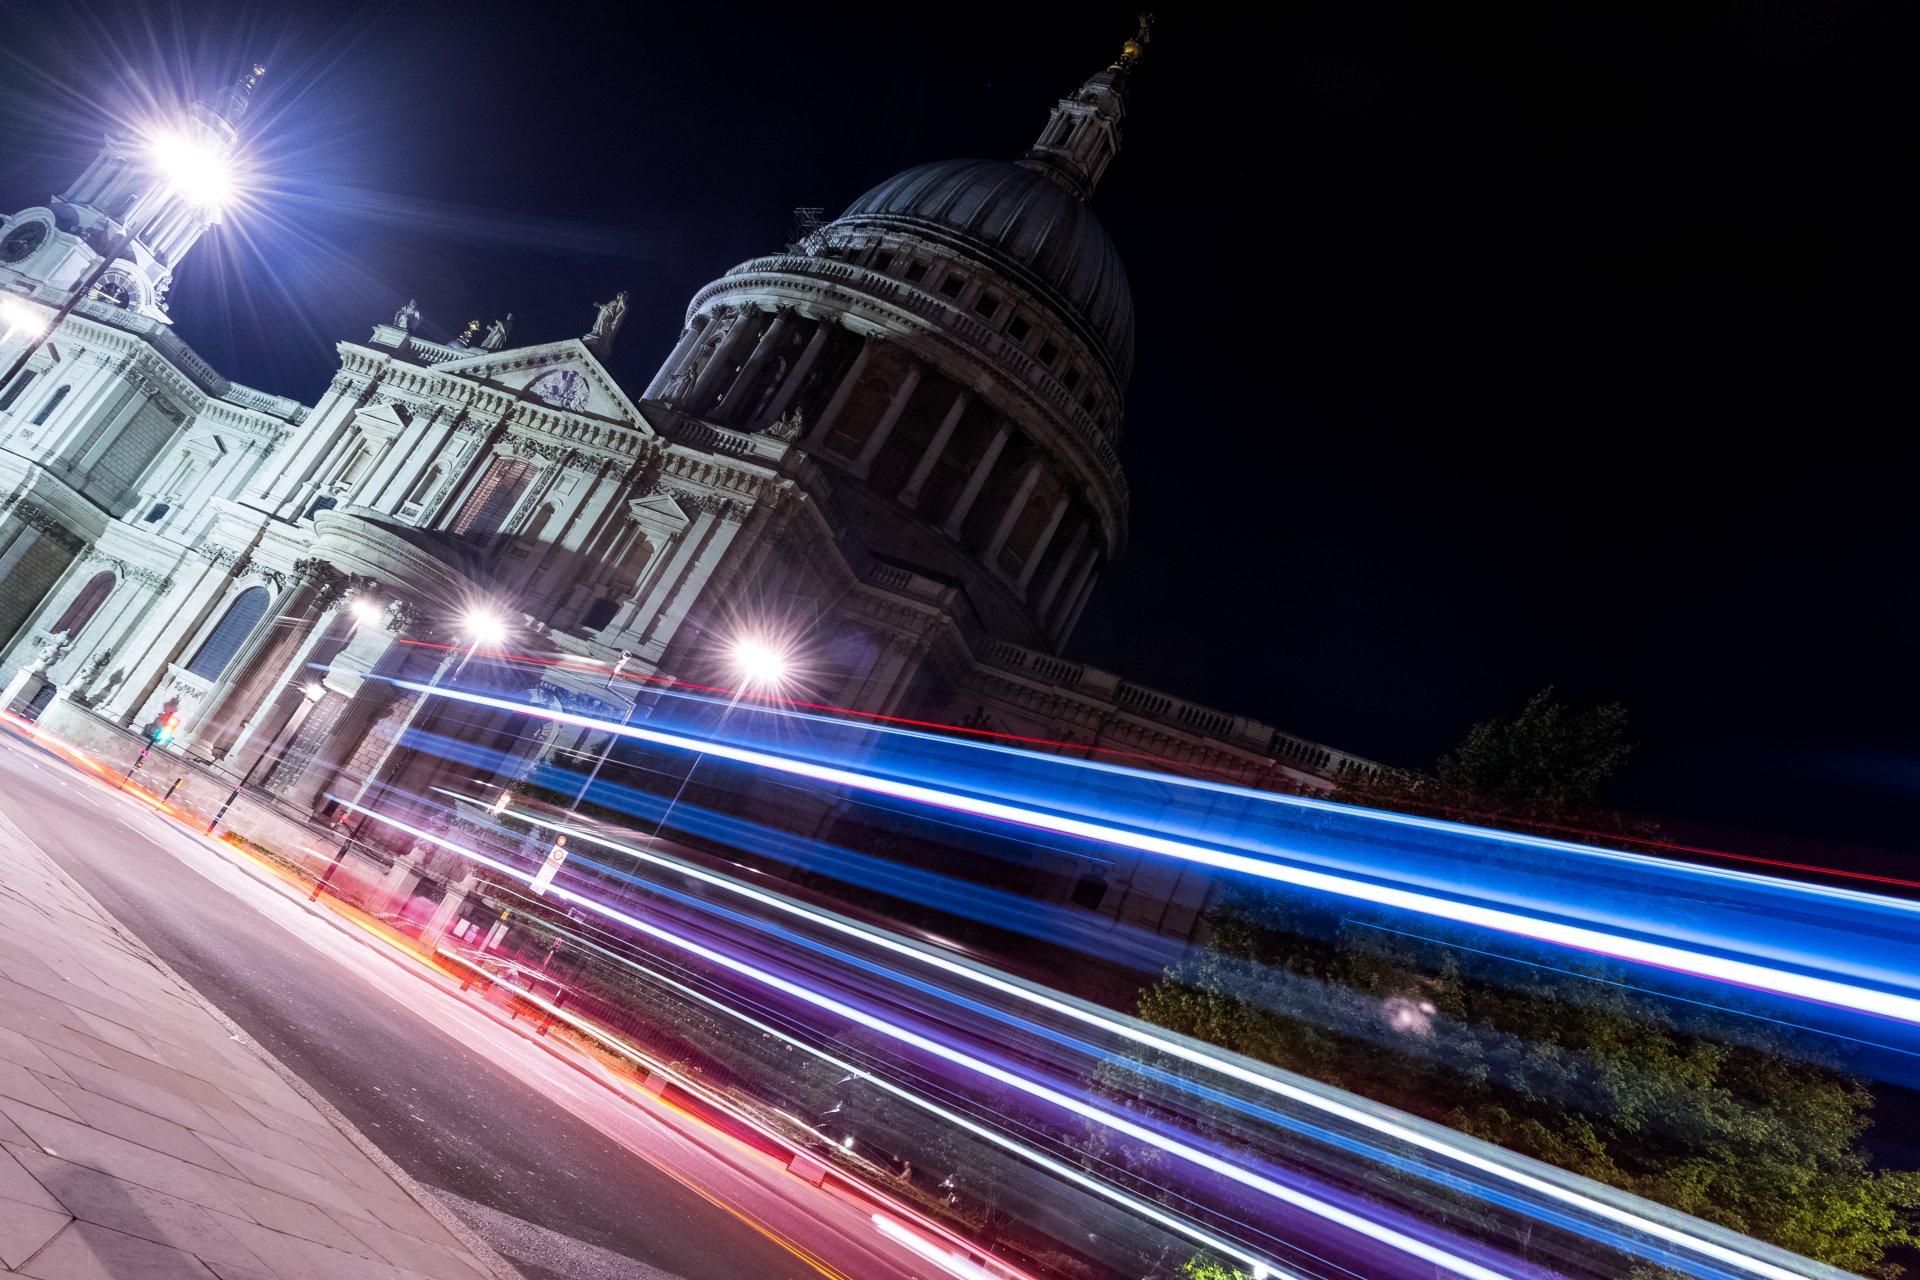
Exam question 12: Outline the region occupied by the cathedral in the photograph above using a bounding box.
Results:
[0,33,1374,938]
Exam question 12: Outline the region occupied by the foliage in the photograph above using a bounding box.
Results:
[1138,690,1920,1276]
[1332,687,1640,838]
[1180,1255,1253,1280]
[1139,886,1920,1275]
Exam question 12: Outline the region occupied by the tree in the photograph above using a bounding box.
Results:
[1138,888,1920,1275]
[1333,686,1643,840]
[1138,690,1920,1275]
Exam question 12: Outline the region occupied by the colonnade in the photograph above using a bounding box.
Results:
[647,301,1103,642]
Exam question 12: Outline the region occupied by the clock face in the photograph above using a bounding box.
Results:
[0,220,48,263]
[531,368,589,411]
[91,271,136,308]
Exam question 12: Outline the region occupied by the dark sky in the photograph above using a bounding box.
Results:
[1,2,1913,860]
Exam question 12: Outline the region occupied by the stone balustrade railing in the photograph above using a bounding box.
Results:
[72,298,230,396]
[973,633,1381,782]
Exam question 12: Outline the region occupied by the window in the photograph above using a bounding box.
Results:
[974,293,1000,319]
[1063,367,1082,392]
[581,597,619,631]
[30,383,70,425]
[51,572,115,638]
[1037,340,1059,367]
[871,250,895,273]
[0,370,34,413]
[1007,317,1031,343]
[1080,391,1097,414]
[448,456,536,538]
[904,260,929,283]
[938,274,964,299]
[303,495,337,522]
[185,586,270,680]
[144,503,169,523]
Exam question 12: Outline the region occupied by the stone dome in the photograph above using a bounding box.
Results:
[832,158,1135,384]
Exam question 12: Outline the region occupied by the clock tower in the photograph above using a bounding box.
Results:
[0,65,262,324]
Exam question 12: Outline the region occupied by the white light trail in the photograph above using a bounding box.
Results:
[396,680,1920,1029]
[339,796,1497,1280]
[452,789,1829,1280]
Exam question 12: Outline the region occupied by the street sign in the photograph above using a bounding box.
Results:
[529,835,568,895]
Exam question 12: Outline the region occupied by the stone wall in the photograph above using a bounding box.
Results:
[26,698,391,905]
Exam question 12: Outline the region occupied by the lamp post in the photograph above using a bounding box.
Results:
[644,635,790,847]
[0,127,240,399]
[568,649,634,814]
[206,681,325,835]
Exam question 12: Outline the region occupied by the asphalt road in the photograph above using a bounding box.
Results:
[0,731,925,1280]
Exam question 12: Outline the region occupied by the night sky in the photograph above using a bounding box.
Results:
[0,3,1911,861]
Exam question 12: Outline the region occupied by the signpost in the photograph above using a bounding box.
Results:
[529,835,568,896]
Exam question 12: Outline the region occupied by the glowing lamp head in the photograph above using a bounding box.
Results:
[146,130,234,210]
[0,296,47,339]
[349,597,384,627]
[730,636,789,691]
[462,608,507,646]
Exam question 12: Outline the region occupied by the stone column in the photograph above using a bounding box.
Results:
[1057,569,1100,646]
[721,309,793,420]
[757,319,832,427]
[644,316,710,399]
[1035,520,1089,617]
[850,362,922,476]
[898,388,971,508]
[1050,549,1100,643]
[984,458,1045,564]
[686,308,765,414]
[218,595,349,767]
[941,423,1010,538]
[364,407,442,510]
[803,337,874,448]
[1017,494,1071,592]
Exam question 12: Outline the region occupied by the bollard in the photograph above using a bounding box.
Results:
[160,777,184,806]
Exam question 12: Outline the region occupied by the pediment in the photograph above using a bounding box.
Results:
[627,490,690,531]
[431,339,644,427]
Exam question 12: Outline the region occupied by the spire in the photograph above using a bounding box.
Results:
[203,64,266,129]
[1016,15,1153,202]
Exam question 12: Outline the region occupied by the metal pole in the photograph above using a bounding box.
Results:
[568,652,636,813]
[207,689,307,835]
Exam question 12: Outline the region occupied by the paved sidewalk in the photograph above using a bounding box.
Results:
[0,808,518,1280]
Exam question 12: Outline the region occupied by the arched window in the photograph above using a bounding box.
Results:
[30,383,70,425]
[50,571,115,638]
[144,502,169,523]
[185,586,269,681]
[0,370,35,413]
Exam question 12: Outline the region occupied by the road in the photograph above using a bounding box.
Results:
[0,731,928,1280]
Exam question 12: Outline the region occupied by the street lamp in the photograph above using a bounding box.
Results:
[0,121,246,399]
[206,680,325,835]
[643,631,795,847]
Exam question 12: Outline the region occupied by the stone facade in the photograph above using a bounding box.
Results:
[0,38,1375,940]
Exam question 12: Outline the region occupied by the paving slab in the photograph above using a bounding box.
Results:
[0,808,518,1279]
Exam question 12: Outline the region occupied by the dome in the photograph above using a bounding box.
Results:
[833,158,1135,384]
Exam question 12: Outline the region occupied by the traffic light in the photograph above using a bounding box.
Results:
[152,710,179,745]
